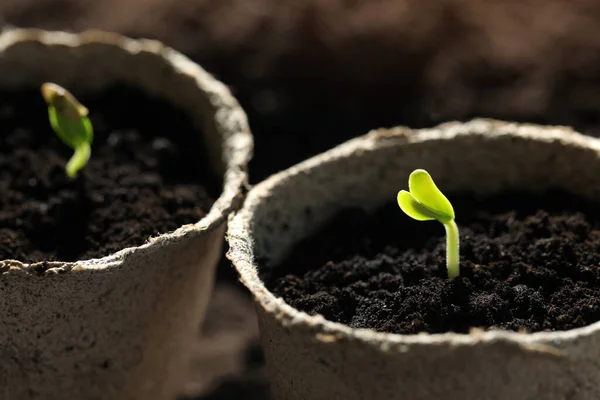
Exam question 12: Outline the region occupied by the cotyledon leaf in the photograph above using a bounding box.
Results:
[397,190,436,221]
[48,105,93,149]
[408,169,454,222]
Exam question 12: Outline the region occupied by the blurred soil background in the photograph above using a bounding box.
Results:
[3,0,600,398]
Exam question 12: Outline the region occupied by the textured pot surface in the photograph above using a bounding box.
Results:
[228,119,600,400]
[0,29,252,400]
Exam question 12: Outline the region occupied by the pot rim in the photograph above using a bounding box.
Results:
[0,28,253,274]
[227,118,600,349]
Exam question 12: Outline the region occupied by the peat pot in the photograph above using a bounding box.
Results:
[0,28,252,400]
[227,119,600,400]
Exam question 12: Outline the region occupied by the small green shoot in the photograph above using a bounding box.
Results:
[397,169,460,279]
[41,82,93,179]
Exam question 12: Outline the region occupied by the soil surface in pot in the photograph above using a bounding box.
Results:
[0,86,219,263]
[265,191,600,334]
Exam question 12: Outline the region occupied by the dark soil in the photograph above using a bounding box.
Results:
[0,86,219,263]
[266,191,600,334]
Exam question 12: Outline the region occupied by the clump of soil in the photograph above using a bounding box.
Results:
[265,191,600,334]
[0,85,219,262]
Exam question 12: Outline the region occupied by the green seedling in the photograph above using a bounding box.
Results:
[41,82,93,179]
[397,169,460,279]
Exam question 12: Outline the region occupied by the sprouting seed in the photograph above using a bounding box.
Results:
[41,82,94,179]
[397,169,460,279]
